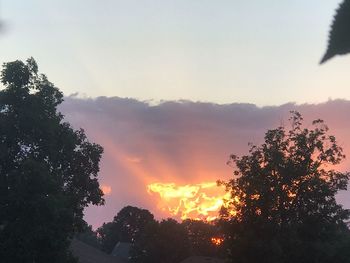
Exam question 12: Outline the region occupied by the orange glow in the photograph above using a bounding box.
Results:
[211,237,224,246]
[147,182,231,221]
[101,185,112,195]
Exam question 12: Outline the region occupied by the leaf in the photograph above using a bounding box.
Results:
[321,0,350,64]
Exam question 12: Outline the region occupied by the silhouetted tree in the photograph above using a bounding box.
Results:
[0,58,104,263]
[97,222,117,253]
[75,222,101,250]
[220,112,350,263]
[98,206,155,253]
[321,0,350,63]
[131,218,190,263]
[182,219,223,257]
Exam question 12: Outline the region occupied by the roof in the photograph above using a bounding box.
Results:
[70,239,124,263]
[180,256,226,263]
[111,242,131,262]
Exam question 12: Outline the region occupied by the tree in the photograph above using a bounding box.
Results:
[98,206,155,253]
[97,222,117,253]
[220,112,350,263]
[75,222,101,250]
[131,218,190,263]
[181,219,223,257]
[0,58,104,263]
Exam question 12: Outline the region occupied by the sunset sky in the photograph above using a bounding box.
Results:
[60,98,350,228]
[1,1,350,228]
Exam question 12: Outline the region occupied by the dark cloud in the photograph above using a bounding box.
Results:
[59,97,350,228]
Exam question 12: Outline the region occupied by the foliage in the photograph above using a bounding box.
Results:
[97,206,154,253]
[131,218,191,263]
[0,58,104,263]
[220,111,350,263]
[182,219,223,257]
[321,0,350,63]
[97,222,116,253]
[99,206,224,262]
[75,223,101,250]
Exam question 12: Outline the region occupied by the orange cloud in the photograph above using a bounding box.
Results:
[101,185,112,195]
[147,182,231,221]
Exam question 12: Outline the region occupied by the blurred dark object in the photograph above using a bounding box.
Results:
[321,0,350,64]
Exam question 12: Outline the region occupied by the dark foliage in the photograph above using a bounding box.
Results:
[130,218,191,263]
[75,223,101,250]
[321,0,350,63]
[99,206,223,262]
[182,219,224,257]
[220,112,350,263]
[97,206,154,253]
[0,58,104,263]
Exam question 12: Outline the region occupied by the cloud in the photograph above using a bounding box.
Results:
[148,182,230,222]
[59,97,350,228]
[100,185,112,195]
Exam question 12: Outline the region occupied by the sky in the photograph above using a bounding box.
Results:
[1,0,350,105]
[60,98,350,228]
[1,1,350,228]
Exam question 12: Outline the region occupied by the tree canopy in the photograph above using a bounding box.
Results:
[182,219,224,257]
[97,206,155,253]
[131,218,191,263]
[0,58,104,263]
[97,206,223,262]
[220,112,350,263]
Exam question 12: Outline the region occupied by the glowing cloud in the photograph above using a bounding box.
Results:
[147,182,231,221]
[101,185,112,195]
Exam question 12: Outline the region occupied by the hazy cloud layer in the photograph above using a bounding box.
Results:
[60,97,350,228]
